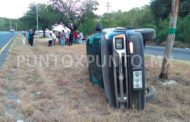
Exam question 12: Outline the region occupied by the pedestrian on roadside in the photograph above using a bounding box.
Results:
[22,29,27,45]
[29,29,35,46]
[79,32,84,44]
[57,32,62,45]
[66,31,70,45]
[27,31,30,44]
[73,31,78,44]
[48,32,53,47]
[22,29,27,37]
[61,30,66,47]
[52,31,57,46]
[69,31,73,46]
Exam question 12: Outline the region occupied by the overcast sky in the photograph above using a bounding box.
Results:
[0,0,151,19]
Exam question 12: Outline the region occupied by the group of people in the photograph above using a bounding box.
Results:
[48,30,84,47]
[22,29,35,46]
[22,29,84,47]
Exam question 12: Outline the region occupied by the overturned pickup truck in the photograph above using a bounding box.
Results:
[86,26,157,110]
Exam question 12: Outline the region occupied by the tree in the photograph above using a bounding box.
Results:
[38,4,63,37]
[78,11,97,35]
[19,3,61,37]
[100,6,155,29]
[50,0,98,31]
[0,18,18,31]
[19,4,37,30]
[150,0,190,22]
[177,15,190,43]
[0,18,11,31]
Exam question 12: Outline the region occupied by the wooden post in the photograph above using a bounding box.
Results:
[159,0,180,80]
[106,2,111,21]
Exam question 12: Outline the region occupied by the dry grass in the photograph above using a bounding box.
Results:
[0,35,189,122]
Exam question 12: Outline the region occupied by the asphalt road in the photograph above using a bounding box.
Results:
[0,32,16,48]
[145,46,190,61]
[0,32,17,67]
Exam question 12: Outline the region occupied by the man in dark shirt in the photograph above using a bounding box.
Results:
[29,29,35,46]
[69,32,73,46]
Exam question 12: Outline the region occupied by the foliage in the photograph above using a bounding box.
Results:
[0,18,10,31]
[78,12,97,35]
[150,0,190,21]
[100,6,155,29]
[150,0,190,44]
[19,3,60,31]
[100,3,190,45]
[50,0,98,31]
[177,14,190,43]
[155,19,169,44]
[0,18,17,31]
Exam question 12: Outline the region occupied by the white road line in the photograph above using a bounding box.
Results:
[0,36,15,54]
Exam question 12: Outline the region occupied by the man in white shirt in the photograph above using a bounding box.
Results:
[52,31,57,46]
[48,32,53,47]
[79,32,84,44]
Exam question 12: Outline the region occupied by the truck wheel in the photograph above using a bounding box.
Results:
[145,84,157,103]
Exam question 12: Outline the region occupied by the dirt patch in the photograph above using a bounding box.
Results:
[0,36,190,121]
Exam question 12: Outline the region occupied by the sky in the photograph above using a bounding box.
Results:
[0,0,151,19]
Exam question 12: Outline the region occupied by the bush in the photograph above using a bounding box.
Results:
[177,14,190,43]
[156,19,169,44]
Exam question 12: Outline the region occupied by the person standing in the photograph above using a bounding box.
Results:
[57,32,62,45]
[66,31,70,45]
[79,32,84,44]
[73,31,78,44]
[61,30,66,47]
[48,32,53,47]
[22,29,27,45]
[29,29,35,46]
[52,31,57,46]
[22,29,27,37]
[69,31,73,46]
[27,31,30,44]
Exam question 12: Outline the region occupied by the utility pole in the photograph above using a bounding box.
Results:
[106,2,111,20]
[9,19,12,30]
[36,3,39,33]
[15,22,18,31]
[159,0,180,80]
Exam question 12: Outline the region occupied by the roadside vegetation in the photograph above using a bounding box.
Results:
[0,36,189,121]
[0,18,17,31]
[100,0,190,47]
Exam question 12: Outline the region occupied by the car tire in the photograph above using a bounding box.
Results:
[145,84,157,103]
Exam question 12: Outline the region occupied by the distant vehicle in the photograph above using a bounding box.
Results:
[9,29,15,32]
[35,30,50,37]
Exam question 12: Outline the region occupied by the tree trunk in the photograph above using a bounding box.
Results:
[159,0,180,80]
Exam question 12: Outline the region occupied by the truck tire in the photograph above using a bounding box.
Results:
[145,84,157,103]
